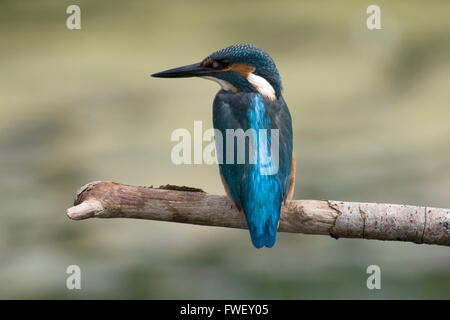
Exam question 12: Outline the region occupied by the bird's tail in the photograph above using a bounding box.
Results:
[249,221,277,248]
[244,204,280,249]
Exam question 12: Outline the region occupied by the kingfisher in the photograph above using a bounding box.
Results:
[152,44,295,248]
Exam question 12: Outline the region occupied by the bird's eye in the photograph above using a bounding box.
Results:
[217,59,230,68]
[202,58,230,70]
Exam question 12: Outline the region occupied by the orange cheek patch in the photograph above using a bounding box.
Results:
[227,63,256,77]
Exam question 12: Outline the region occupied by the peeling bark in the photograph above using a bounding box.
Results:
[66,181,450,247]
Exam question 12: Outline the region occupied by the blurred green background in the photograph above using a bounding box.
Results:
[1,0,449,299]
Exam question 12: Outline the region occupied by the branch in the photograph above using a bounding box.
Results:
[66,181,450,247]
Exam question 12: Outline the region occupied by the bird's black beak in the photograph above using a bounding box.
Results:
[151,62,210,78]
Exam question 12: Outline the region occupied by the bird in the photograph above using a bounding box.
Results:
[152,44,295,248]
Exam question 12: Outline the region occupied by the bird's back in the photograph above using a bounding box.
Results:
[213,90,293,248]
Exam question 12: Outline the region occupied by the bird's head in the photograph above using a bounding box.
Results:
[152,44,282,100]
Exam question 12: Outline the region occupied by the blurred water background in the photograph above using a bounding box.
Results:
[1,0,449,299]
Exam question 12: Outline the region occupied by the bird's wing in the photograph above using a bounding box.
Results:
[213,91,293,247]
[264,95,293,201]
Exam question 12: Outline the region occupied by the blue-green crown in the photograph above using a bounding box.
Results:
[204,44,283,96]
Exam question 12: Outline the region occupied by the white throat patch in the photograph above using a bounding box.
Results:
[201,74,276,100]
[247,73,276,100]
[201,76,237,93]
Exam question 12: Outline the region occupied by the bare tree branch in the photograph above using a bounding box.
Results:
[66,181,450,247]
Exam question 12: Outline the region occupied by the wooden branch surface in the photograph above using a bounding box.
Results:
[66,181,450,247]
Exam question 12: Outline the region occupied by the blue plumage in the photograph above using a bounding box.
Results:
[206,44,283,96]
[152,44,294,248]
[213,92,292,248]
